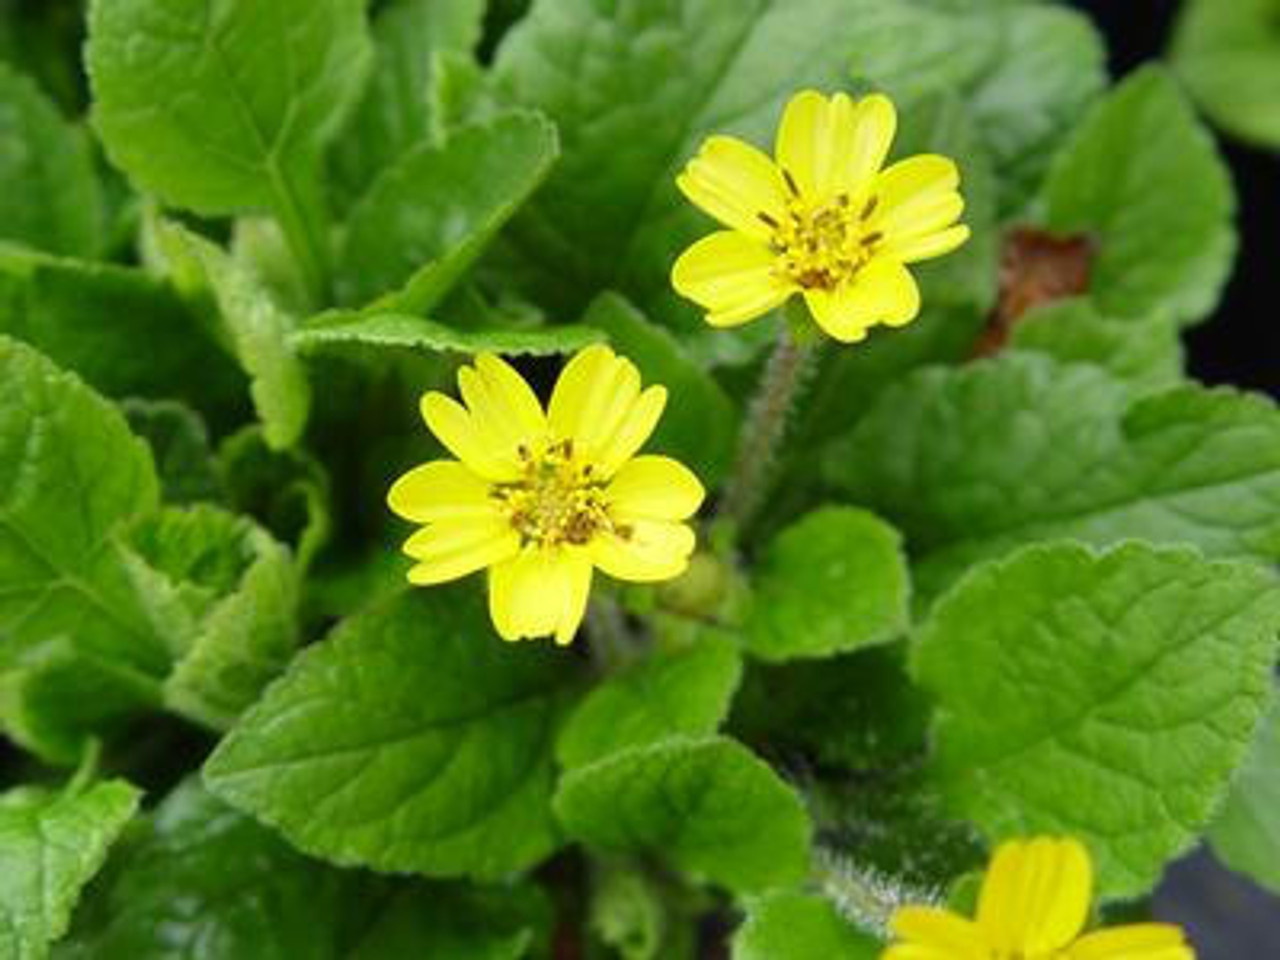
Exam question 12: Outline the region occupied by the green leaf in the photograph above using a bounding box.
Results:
[1209,694,1280,895]
[344,886,547,960]
[86,0,371,215]
[129,505,299,730]
[492,0,913,325]
[0,337,174,762]
[0,245,247,424]
[825,353,1280,600]
[121,400,224,506]
[1041,67,1236,326]
[556,631,743,769]
[1171,0,1280,149]
[0,63,103,257]
[0,781,140,959]
[914,541,1280,898]
[293,311,602,359]
[338,111,559,312]
[331,0,487,211]
[157,222,311,450]
[746,507,909,662]
[554,737,812,895]
[1009,298,1184,393]
[732,891,879,960]
[582,293,737,485]
[204,586,578,879]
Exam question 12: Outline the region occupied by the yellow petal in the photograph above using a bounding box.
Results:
[776,90,895,203]
[882,224,971,264]
[387,461,493,523]
[456,353,547,453]
[977,838,1092,955]
[803,257,920,341]
[606,455,705,521]
[1067,924,1193,960]
[671,231,792,328]
[547,344,640,458]
[676,135,787,241]
[420,392,521,481]
[890,907,989,959]
[403,516,519,585]
[870,154,965,240]
[880,947,954,960]
[591,519,695,583]
[596,386,667,478]
[488,547,592,643]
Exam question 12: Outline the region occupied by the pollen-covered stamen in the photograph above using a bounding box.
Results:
[760,175,883,291]
[491,439,614,548]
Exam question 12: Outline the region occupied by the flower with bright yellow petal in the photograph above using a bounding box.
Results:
[882,837,1194,960]
[672,89,970,342]
[387,346,705,645]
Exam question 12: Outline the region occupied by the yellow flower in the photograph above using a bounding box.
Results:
[387,346,705,645]
[672,89,970,342]
[883,837,1194,960]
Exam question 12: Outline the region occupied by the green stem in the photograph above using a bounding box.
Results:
[717,305,822,532]
[585,592,637,672]
[268,160,330,308]
[64,738,102,798]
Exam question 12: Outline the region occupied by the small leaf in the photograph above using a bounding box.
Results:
[732,891,880,960]
[0,780,140,959]
[582,293,737,486]
[157,222,310,451]
[914,541,1280,897]
[556,631,743,769]
[1009,298,1184,393]
[204,587,578,879]
[554,737,812,895]
[293,311,602,359]
[121,400,224,505]
[338,111,559,312]
[0,63,103,257]
[1042,67,1236,326]
[746,507,909,662]
[825,353,1280,600]
[1209,693,1280,895]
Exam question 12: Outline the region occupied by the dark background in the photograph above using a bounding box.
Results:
[1071,3,1280,952]
[1073,0,1278,400]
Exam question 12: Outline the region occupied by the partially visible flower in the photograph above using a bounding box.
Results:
[883,837,1194,960]
[672,89,969,342]
[387,346,704,645]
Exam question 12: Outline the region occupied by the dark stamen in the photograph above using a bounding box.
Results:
[757,211,780,229]
[782,167,800,198]
[861,231,883,247]
[861,196,879,220]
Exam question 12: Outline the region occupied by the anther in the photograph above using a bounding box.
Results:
[781,168,800,198]
[757,211,780,229]
[860,196,879,220]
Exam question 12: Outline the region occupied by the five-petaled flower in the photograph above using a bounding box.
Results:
[672,89,970,342]
[883,836,1194,959]
[387,346,705,645]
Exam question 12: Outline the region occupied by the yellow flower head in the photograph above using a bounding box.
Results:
[883,837,1194,960]
[387,346,705,645]
[672,89,970,342]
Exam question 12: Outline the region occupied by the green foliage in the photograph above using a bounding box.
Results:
[915,542,1280,898]
[732,891,880,960]
[1209,696,1280,895]
[1172,0,1280,150]
[0,781,140,960]
[554,736,812,895]
[293,311,601,359]
[204,587,579,879]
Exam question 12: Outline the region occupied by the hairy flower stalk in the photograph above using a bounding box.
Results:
[814,846,938,939]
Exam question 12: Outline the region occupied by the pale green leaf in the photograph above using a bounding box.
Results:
[1209,694,1280,895]
[746,507,909,662]
[338,111,558,312]
[732,891,879,960]
[0,781,140,960]
[1171,0,1280,149]
[293,311,601,358]
[825,353,1280,600]
[582,293,737,485]
[204,587,577,879]
[0,63,103,257]
[1042,67,1236,326]
[556,631,742,769]
[554,737,812,895]
[915,541,1280,897]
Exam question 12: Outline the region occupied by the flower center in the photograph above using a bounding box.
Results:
[761,172,882,291]
[492,439,612,548]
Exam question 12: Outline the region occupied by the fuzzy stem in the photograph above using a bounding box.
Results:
[585,592,636,672]
[717,311,821,532]
[812,846,940,938]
